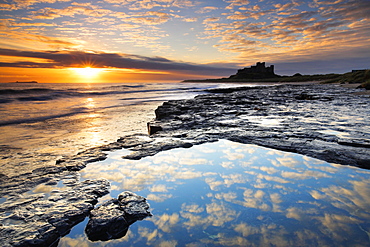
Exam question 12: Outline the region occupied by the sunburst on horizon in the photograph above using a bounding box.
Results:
[70,67,104,81]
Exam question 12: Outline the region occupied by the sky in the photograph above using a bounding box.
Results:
[0,0,369,83]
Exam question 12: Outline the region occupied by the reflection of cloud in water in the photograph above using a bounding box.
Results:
[149,184,168,192]
[315,213,363,242]
[272,156,301,168]
[310,190,326,200]
[197,145,217,154]
[221,173,249,187]
[138,227,159,244]
[270,193,282,204]
[281,170,331,180]
[74,140,370,246]
[214,192,238,201]
[220,161,234,169]
[318,180,370,219]
[205,177,225,191]
[59,231,133,246]
[33,184,58,193]
[150,213,180,233]
[182,203,204,213]
[152,150,209,166]
[256,173,290,184]
[222,151,245,161]
[181,201,240,228]
[285,207,317,221]
[234,223,290,247]
[179,158,208,165]
[147,193,172,202]
[257,166,279,174]
[240,156,259,166]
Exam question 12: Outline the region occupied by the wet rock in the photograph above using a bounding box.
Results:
[122,139,194,160]
[147,123,163,135]
[0,179,110,247]
[148,84,370,168]
[338,139,370,148]
[85,191,151,241]
[295,92,315,100]
[357,159,370,169]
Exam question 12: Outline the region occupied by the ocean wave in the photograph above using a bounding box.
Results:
[0,99,13,103]
[0,84,202,104]
[0,88,52,95]
[0,108,92,127]
[17,95,56,101]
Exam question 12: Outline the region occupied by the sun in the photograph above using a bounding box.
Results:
[70,67,102,78]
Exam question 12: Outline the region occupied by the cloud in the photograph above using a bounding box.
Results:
[203,17,220,24]
[10,22,57,27]
[104,0,196,10]
[225,0,250,9]
[30,4,113,19]
[198,0,370,73]
[0,48,236,74]
[2,0,70,10]
[124,11,172,25]
[196,6,219,14]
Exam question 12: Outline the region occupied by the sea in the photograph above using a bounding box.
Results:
[0,82,249,177]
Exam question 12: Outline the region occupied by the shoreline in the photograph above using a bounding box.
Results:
[1,82,369,246]
[148,83,369,167]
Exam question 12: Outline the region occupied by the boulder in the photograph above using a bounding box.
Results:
[85,191,151,241]
[147,123,163,135]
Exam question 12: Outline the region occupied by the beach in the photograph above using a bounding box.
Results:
[1,82,370,246]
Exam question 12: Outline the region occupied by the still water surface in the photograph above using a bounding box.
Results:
[57,140,370,246]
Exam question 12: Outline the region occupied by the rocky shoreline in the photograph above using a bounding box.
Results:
[1,83,369,246]
[149,83,370,168]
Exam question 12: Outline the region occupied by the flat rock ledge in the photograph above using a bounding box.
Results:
[0,179,110,247]
[149,84,370,169]
[85,191,151,241]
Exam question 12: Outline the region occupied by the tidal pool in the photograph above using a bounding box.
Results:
[59,140,370,246]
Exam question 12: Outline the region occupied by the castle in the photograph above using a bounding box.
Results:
[229,62,277,79]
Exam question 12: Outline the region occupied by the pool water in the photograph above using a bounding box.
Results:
[59,140,370,246]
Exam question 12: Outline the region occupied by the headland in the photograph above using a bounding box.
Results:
[184,62,370,88]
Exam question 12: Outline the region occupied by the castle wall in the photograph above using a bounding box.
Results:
[230,62,277,79]
[237,62,274,74]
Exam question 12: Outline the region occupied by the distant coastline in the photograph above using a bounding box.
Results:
[9,81,38,83]
[183,62,370,87]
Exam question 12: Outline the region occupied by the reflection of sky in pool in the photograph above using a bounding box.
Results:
[59,140,370,247]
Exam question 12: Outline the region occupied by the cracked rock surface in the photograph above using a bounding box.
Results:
[0,179,110,247]
[85,191,151,242]
[149,84,370,168]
